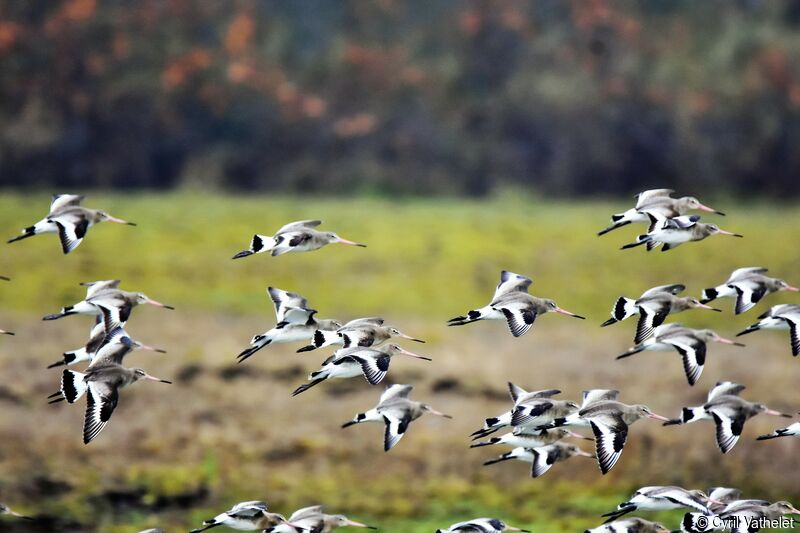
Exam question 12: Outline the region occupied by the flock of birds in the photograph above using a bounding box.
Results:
[0,190,798,532]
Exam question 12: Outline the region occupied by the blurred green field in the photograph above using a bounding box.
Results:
[0,192,799,533]
[1,191,799,322]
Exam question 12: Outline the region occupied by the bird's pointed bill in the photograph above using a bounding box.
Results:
[555,307,585,319]
[143,373,172,384]
[398,348,432,361]
[146,298,174,310]
[336,237,367,247]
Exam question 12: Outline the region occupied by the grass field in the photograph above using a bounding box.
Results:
[0,192,799,532]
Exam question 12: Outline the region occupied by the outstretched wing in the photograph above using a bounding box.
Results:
[727,267,768,283]
[510,401,554,427]
[277,307,317,328]
[731,280,767,315]
[634,189,674,208]
[90,300,133,332]
[499,305,537,337]
[83,381,119,444]
[380,384,413,404]
[49,194,85,214]
[352,354,390,385]
[493,270,533,300]
[710,411,745,454]
[51,215,90,254]
[527,389,562,399]
[382,412,413,451]
[581,389,620,408]
[341,317,384,328]
[652,488,710,513]
[669,339,707,386]
[781,314,800,356]
[275,220,322,234]
[640,284,686,298]
[83,279,121,299]
[228,501,269,518]
[634,302,670,344]
[288,505,324,521]
[87,328,133,368]
[508,382,528,403]
[267,287,309,322]
[530,446,559,478]
[590,415,628,474]
[707,382,745,401]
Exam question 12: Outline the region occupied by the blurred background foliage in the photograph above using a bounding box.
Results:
[1,2,800,531]
[2,0,800,197]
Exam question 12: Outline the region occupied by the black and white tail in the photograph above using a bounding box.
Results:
[447,308,485,327]
[483,451,514,466]
[757,428,793,440]
[291,376,327,396]
[232,234,272,259]
[7,226,36,244]
[602,296,638,327]
[681,406,704,424]
[597,209,637,236]
[620,234,653,250]
[700,287,719,303]
[236,336,271,363]
[61,370,88,403]
[47,350,81,369]
[42,305,76,321]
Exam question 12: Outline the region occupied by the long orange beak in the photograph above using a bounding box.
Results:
[106,215,137,226]
[427,407,452,419]
[136,342,167,354]
[764,409,793,418]
[717,229,743,237]
[555,307,586,319]
[648,413,671,422]
[345,519,376,528]
[698,203,725,216]
[716,337,745,347]
[144,373,172,384]
[337,237,367,247]
[398,332,425,343]
[146,298,175,310]
[784,285,800,292]
[399,348,432,361]
[697,303,722,312]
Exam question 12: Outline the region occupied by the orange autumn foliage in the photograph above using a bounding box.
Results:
[225,13,255,55]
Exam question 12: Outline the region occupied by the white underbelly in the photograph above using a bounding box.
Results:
[327,363,363,379]
[653,228,692,244]
[271,326,315,344]
[72,301,101,315]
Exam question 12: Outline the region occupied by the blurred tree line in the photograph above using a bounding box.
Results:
[1,0,799,197]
